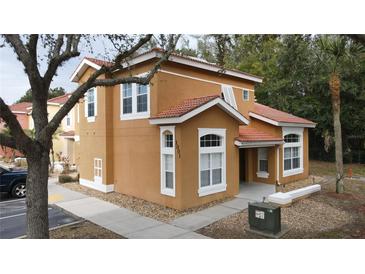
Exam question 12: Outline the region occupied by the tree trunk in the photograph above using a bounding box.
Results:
[329,72,344,193]
[26,149,50,238]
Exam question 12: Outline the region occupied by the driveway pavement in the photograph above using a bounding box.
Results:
[0,198,80,239]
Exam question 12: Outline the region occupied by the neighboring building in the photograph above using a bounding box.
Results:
[0,102,32,158]
[71,49,315,210]
[27,93,78,164]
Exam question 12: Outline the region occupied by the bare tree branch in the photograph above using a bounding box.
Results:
[0,133,17,150]
[27,34,39,61]
[41,35,181,140]
[3,35,42,85]
[0,97,33,153]
[43,35,81,88]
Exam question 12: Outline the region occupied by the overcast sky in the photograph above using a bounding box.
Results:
[0,35,197,105]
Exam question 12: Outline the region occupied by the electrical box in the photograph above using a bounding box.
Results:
[248,202,281,234]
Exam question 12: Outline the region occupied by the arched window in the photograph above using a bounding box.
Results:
[283,130,303,176]
[198,129,226,197]
[160,127,175,197]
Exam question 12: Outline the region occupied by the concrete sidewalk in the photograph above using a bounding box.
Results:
[49,180,209,239]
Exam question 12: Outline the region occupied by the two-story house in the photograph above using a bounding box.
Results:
[71,48,315,210]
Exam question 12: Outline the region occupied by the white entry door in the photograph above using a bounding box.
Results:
[94,158,102,184]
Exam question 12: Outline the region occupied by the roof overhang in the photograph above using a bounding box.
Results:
[149,97,250,125]
[71,51,263,83]
[234,140,284,148]
[249,112,316,128]
[70,58,102,82]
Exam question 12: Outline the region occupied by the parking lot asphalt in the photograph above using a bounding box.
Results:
[0,198,80,239]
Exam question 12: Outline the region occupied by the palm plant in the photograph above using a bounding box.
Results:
[317,35,365,193]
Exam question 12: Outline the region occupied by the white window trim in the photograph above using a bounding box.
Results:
[94,158,102,184]
[282,127,304,177]
[160,126,176,197]
[198,128,227,197]
[66,112,71,127]
[257,148,269,178]
[221,85,238,110]
[85,88,97,123]
[243,89,249,101]
[120,82,150,120]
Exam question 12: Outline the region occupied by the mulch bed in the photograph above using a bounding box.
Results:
[197,179,365,239]
[60,182,232,222]
[50,221,124,239]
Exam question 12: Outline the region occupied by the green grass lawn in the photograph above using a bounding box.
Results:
[310,160,365,177]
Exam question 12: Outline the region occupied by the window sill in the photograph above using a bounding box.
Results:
[87,116,96,123]
[256,171,269,178]
[120,112,149,121]
[283,167,303,177]
[161,188,175,197]
[198,184,226,197]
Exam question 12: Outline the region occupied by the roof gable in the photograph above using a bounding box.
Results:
[10,102,32,113]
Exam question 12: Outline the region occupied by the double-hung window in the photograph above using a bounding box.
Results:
[160,126,175,196]
[198,128,226,197]
[66,112,71,127]
[85,88,97,122]
[121,82,150,120]
[257,148,269,178]
[283,128,304,177]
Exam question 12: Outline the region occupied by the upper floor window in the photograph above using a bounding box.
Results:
[121,83,150,120]
[283,128,303,177]
[198,128,227,197]
[85,88,97,122]
[243,89,249,101]
[221,85,237,109]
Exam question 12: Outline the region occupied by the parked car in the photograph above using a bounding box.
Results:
[0,165,27,198]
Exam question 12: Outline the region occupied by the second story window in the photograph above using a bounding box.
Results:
[120,82,150,120]
[85,88,97,122]
[243,89,249,101]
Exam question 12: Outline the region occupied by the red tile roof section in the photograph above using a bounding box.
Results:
[48,93,71,104]
[60,130,75,137]
[236,127,283,142]
[151,95,220,119]
[84,57,114,67]
[252,103,315,125]
[10,102,32,113]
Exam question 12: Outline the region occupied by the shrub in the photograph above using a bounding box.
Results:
[59,174,75,183]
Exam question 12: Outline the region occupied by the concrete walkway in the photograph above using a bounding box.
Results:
[49,180,274,238]
[48,180,209,239]
[170,182,275,231]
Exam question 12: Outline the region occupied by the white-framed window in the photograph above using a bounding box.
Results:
[94,158,102,184]
[221,85,238,109]
[282,127,304,177]
[198,128,226,197]
[120,82,150,120]
[243,89,249,101]
[257,148,269,178]
[66,112,71,127]
[160,126,175,197]
[85,88,97,122]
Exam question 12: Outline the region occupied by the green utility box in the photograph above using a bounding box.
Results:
[248,202,281,234]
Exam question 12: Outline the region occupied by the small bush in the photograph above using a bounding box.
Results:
[59,174,76,184]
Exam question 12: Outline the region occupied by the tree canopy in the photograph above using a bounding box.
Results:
[16,87,66,103]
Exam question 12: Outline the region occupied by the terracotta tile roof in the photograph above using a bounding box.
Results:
[10,102,32,113]
[236,127,283,142]
[84,57,114,67]
[48,93,71,104]
[60,130,75,137]
[151,95,220,119]
[252,103,315,125]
